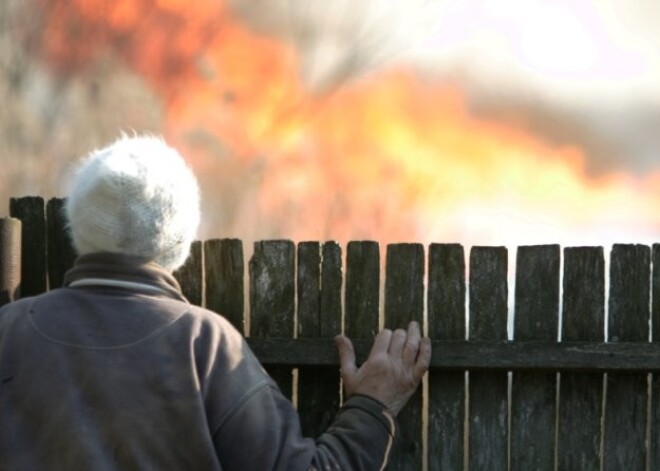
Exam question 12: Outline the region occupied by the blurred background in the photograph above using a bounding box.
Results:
[1,0,659,248]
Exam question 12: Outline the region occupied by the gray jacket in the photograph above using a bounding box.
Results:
[0,253,395,470]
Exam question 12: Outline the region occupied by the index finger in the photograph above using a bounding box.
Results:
[413,337,432,380]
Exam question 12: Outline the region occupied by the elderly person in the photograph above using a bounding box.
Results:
[0,134,431,470]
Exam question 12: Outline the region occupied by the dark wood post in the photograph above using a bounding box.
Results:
[511,245,560,470]
[651,244,660,467]
[204,239,245,333]
[9,197,46,297]
[558,247,605,470]
[249,240,295,399]
[297,241,342,437]
[384,243,425,470]
[427,243,466,470]
[468,246,508,470]
[173,241,203,306]
[345,241,380,339]
[603,244,650,470]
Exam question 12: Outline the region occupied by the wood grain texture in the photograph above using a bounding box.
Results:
[558,247,605,471]
[603,244,650,471]
[384,243,425,470]
[243,338,660,371]
[172,241,203,306]
[427,243,466,471]
[204,239,244,333]
[511,245,560,471]
[10,196,46,297]
[249,240,295,399]
[651,244,660,468]
[297,242,342,438]
[468,246,508,470]
[345,241,379,339]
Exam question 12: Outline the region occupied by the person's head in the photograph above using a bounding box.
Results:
[65,133,200,272]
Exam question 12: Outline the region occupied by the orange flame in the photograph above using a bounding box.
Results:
[32,0,660,246]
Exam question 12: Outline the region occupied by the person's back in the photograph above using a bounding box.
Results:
[0,261,231,469]
[1,252,316,469]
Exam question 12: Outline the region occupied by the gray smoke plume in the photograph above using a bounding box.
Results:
[228,0,660,176]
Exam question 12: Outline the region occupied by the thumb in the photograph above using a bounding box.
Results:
[334,335,357,382]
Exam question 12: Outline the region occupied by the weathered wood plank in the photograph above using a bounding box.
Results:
[603,244,650,471]
[320,242,342,336]
[46,198,77,289]
[651,244,660,467]
[558,246,605,471]
[427,243,466,471]
[9,196,46,297]
[345,241,379,339]
[172,241,203,306]
[653,245,660,345]
[468,246,508,470]
[297,242,321,337]
[384,243,424,470]
[297,242,342,438]
[511,245,560,470]
[204,239,244,333]
[249,240,295,399]
[297,242,343,337]
[0,218,21,306]
[243,338,660,370]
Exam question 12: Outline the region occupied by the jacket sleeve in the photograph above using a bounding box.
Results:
[211,381,396,471]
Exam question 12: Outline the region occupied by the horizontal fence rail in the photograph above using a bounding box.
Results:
[247,338,660,372]
[3,196,660,470]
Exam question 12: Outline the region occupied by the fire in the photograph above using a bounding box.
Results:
[28,0,660,246]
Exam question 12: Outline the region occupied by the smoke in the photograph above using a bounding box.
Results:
[3,0,659,246]
[228,0,660,175]
[227,0,438,93]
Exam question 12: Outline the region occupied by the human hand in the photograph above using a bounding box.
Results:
[334,321,432,416]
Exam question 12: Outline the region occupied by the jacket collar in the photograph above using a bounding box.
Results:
[63,252,187,302]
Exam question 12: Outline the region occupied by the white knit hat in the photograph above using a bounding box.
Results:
[65,134,200,271]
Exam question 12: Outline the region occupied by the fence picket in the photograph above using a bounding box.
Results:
[204,239,245,333]
[558,247,605,470]
[297,242,342,438]
[511,245,560,470]
[172,241,203,306]
[427,243,466,471]
[468,246,508,470]
[249,240,295,399]
[9,197,47,297]
[651,244,660,468]
[603,244,650,471]
[345,241,380,339]
[384,243,425,470]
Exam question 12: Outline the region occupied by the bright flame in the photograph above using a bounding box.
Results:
[30,0,660,246]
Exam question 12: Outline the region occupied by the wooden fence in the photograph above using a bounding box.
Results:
[3,196,660,470]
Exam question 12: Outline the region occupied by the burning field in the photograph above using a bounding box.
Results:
[1,0,660,247]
